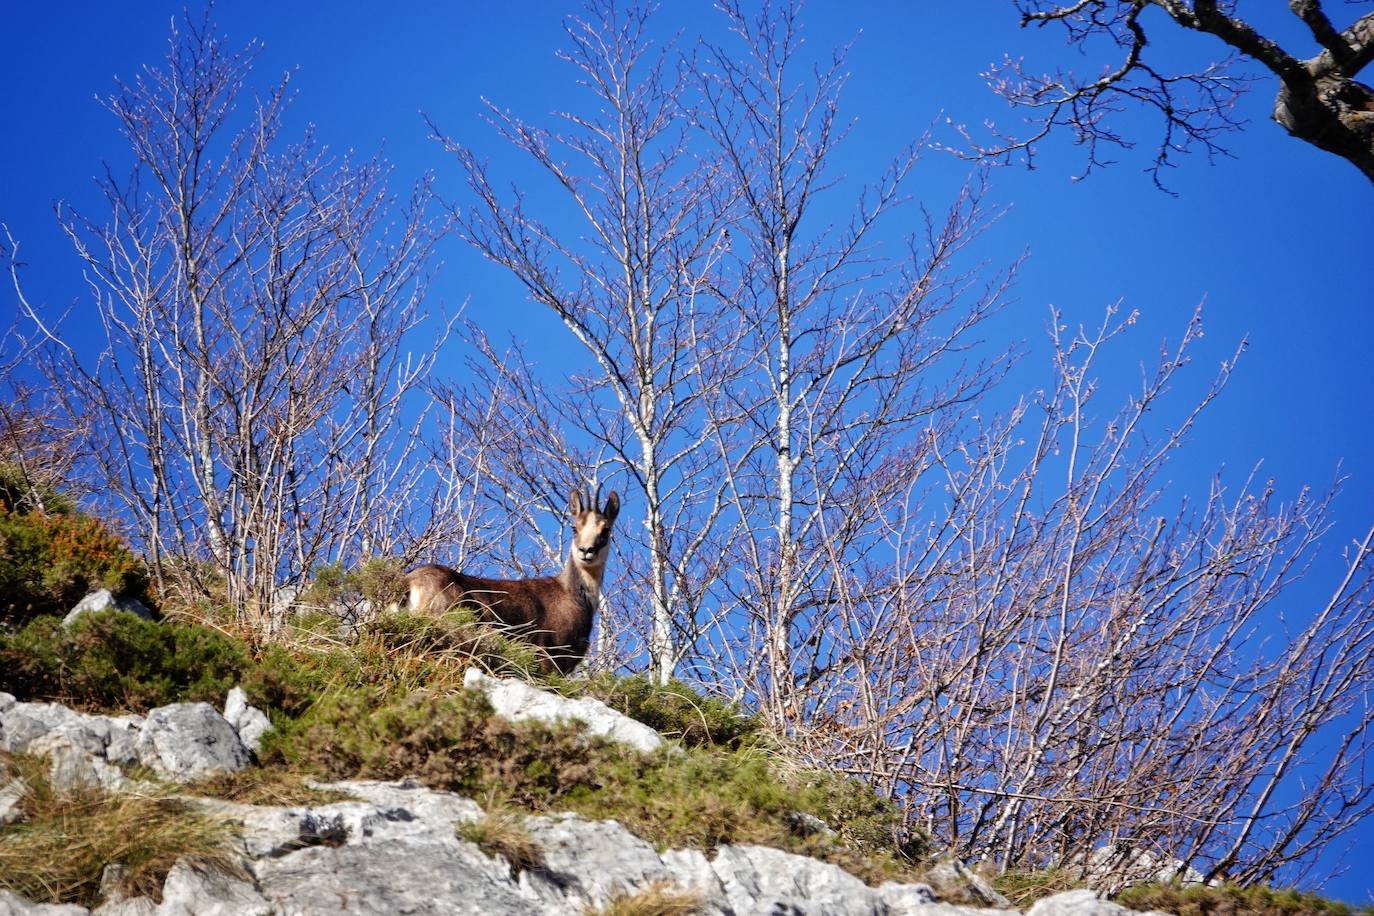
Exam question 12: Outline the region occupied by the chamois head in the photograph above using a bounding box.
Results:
[569,487,620,573]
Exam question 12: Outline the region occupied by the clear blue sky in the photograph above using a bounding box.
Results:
[2,1,1370,901]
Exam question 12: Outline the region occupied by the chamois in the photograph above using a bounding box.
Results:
[403,488,620,674]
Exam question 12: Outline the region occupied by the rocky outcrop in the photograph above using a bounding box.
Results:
[0,771,1159,916]
[0,691,260,786]
[463,668,666,753]
[135,703,252,782]
[0,694,145,791]
[1,674,1162,916]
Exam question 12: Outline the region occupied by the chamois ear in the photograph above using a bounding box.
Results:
[570,489,584,516]
[602,491,620,523]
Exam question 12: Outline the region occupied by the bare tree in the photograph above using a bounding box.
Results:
[10,11,456,627]
[693,0,1015,722]
[802,307,1374,887]
[0,297,81,512]
[965,1,1374,186]
[434,0,735,682]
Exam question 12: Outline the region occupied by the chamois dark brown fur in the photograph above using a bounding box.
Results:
[403,488,620,674]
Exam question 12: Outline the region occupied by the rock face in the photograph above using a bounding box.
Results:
[61,590,156,628]
[463,668,666,753]
[151,779,947,916]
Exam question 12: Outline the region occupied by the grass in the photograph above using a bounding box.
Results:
[185,768,352,808]
[456,803,545,875]
[1117,882,1374,916]
[583,880,706,916]
[0,752,238,907]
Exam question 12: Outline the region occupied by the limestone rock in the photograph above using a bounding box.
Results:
[0,771,27,825]
[0,692,15,713]
[877,879,940,911]
[0,890,89,915]
[61,590,155,628]
[1072,843,1210,889]
[922,856,1012,908]
[518,813,698,912]
[29,733,127,792]
[90,900,156,916]
[464,668,665,753]
[1026,888,1142,916]
[222,687,271,755]
[709,843,890,916]
[135,703,250,782]
[0,701,142,784]
[156,860,272,916]
[255,840,535,915]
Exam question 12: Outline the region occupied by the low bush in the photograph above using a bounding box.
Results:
[0,612,313,716]
[0,505,149,626]
[298,556,407,619]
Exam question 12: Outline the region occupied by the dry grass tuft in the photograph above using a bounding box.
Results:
[583,881,707,916]
[186,768,352,808]
[0,755,238,906]
[456,806,546,875]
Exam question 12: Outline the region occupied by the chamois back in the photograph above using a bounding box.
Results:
[403,488,620,674]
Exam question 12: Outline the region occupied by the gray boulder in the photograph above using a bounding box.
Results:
[922,856,1012,908]
[463,668,665,753]
[29,732,127,792]
[877,880,940,911]
[517,813,719,914]
[1026,889,1150,916]
[62,590,155,628]
[709,843,891,916]
[155,861,272,916]
[0,700,142,782]
[222,688,272,755]
[135,703,250,781]
[254,841,534,915]
[90,900,156,916]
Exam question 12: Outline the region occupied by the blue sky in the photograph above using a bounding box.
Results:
[2,1,1371,901]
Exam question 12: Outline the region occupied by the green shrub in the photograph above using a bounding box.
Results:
[0,503,149,626]
[0,612,311,715]
[1117,882,1373,916]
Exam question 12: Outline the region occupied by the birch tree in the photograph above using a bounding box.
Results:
[695,0,1015,720]
[436,1,734,682]
[11,12,454,626]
